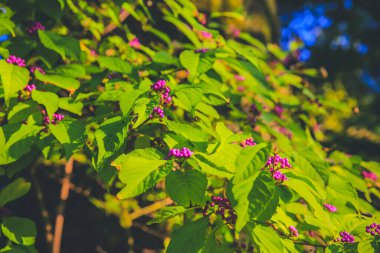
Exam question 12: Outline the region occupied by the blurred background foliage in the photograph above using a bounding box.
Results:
[193,0,380,161]
[1,0,379,252]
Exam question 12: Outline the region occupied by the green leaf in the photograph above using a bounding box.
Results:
[94,116,128,170]
[49,121,86,160]
[1,217,37,245]
[167,121,208,143]
[38,30,81,60]
[97,56,132,74]
[35,70,80,91]
[0,60,29,106]
[0,124,42,165]
[113,148,167,199]
[167,217,209,253]
[166,169,207,206]
[147,206,188,225]
[31,90,59,119]
[227,144,271,232]
[59,97,83,116]
[152,51,179,65]
[202,226,234,253]
[0,178,31,206]
[179,50,215,81]
[54,64,86,78]
[248,224,285,253]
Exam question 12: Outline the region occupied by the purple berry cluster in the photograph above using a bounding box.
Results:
[202,196,237,225]
[266,154,292,169]
[151,80,172,104]
[150,80,172,119]
[195,48,208,53]
[289,226,299,237]
[334,231,355,243]
[323,203,337,212]
[366,223,380,236]
[30,66,45,75]
[362,171,378,181]
[266,154,291,182]
[273,170,288,181]
[150,106,165,119]
[23,84,36,92]
[42,110,64,125]
[240,138,256,148]
[27,22,45,34]
[274,104,284,118]
[168,147,193,159]
[6,55,26,67]
[129,37,141,49]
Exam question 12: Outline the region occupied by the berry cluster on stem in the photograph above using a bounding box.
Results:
[129,37,141,49]
[323,203,337,212]
[42,110,64,125]
[334,231,355,243]
[366,222,380,236]
[289,226,299,237]
[30,66,45,75]
[27,22,45,34]
[6,55,26,67]
[150,80,172,119]
[266,154,291,182]
[23,84,36,92]
[240,138,256,148]
[202,196,237,225]
[168,147,193,159]
[362,171,378,181]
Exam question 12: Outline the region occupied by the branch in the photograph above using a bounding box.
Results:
[292,240,327,248]
[103,8,130,35]
[129,198,173,221]
[31,168,54,253]
[52,157,74,253]
[133,222,167,240]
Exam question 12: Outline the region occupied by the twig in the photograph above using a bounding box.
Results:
[292,240,327,248]
[103,8,130,35]
[31,168,54,253]
[46,171,91,197]
[133,222,167,240]
[129,198,173,221]
[52,157,74,253]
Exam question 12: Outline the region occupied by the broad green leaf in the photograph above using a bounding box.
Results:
[98,56,132,74]
[227,144,271,231]
[94,116,128,170]
[166,169,207,206]
[179,50,215,81]
[0,124,42,165]
[0,178,31,206]
[248,224,285,253]
[1,217,37,245]
[117,159,173,199]
[167,217,209,253]
[31,90,59,119]
[147,206,188,225]
[54,64,86,78]
[152,51,179,65]
[167,121,208,143]
[49,121,86,160]
[35,70,80,91]
[0,60,29,106]
[38,30,81,60]
[59,97,83,115]
[113,148,167,199]
[328,173,359,211]
[202,226,233,253]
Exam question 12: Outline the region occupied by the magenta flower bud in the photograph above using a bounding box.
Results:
[6,55,26,67]
[129,37,141,49]
[289,226,298,237]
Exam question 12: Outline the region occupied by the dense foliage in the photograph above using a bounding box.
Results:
[0,0,379,252]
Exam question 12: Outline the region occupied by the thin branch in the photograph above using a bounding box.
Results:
[103,8,130,35]
[292,240,327,248]
[133,222,167,240]
[52,157,74,253]
[129,198,173,221]
[31,168,54,253]
[46,171,91,197]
